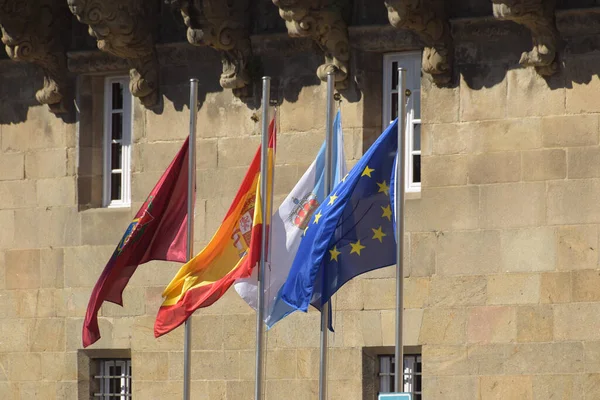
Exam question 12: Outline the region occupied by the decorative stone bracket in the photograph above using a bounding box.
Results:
[168,0,253,95]
[492,0,559,76]
[385,0,453,85]
[67,0,160,107]
[273,0,350,89]
[0,1,71,114]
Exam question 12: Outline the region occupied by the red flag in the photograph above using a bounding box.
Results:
[83,138,191,347]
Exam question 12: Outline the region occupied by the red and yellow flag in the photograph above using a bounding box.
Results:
[154,120,275,337]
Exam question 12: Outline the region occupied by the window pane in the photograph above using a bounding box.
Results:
[413,154,421,183]
[111,173,122,201]
[111,143,122,170]
[112,82,123,110]
[413,124,421,151]
[413,90,421,119]
[391,93,398,121]
[391,61,398,89]
[111,113,123,140]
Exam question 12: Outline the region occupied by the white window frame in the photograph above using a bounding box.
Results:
[103,76,132,208]
[94,359,132,399]
[383,52,422,193]
[378,354,422,398]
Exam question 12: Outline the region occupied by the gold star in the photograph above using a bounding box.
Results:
[381,205,392,221]
[313,211,323,224]
[377,180,390,195]
[372,226,387,243]
[328,194,338,205]
[329,246,341,262]
[350,240,366,256]
[362,165,375,177]
[304,226,309,236]
[341,173,349,182]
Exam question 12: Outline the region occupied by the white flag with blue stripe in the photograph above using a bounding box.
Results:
[234,111,346,327]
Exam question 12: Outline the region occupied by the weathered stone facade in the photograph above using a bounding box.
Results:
[2,1,600,399]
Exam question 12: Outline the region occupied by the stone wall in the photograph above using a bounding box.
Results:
[2,13,600,400]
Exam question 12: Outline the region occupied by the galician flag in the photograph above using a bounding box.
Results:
[83,138,191,348]
[154,120,276,337]
[234,110,346,328]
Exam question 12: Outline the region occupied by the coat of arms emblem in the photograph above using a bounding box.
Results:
[289,193,319,230]
[232,194,256,257]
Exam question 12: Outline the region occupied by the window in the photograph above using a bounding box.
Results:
[378,354,422,399]
[94,359,132,399]
[103,77,132,207]
[383,52,422,193]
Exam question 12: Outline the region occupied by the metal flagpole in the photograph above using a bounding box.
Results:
[319,70,336,400]
[255,76,271,400]
[183,78,198,400]
[394,68,407,393]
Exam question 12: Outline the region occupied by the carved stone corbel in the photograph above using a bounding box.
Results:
[272,0,350,89]
[168,0,252,95]
[492,0,558,75]
[0,1,71,113]
[67,0,159,107]
[385,0,453,85]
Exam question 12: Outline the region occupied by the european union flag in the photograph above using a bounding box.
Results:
[280,119,399,313]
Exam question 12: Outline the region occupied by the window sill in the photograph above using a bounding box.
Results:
[405,190,421,200]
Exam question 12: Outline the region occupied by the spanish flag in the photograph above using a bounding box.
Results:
[154,120,275,337]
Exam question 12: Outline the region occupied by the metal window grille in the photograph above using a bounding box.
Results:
[94,359,132,399]
[378,354,422,399]
[382,52,422,193]
[103,76,132,208]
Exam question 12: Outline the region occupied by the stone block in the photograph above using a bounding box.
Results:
[555,303,600,341]
[566,58,600,113]
[30,318,65,351]
[460,65,507,122]
[583,374,600,399]
[138,141,188,173]
[80,208,133,246]
[522,149,566,181]
[134,381,183,399]
[480,183,546,228]
[437,230,501,276]
[516,305,553,342]
[297,348,319,380]
[419,308,466,345]
[36,177,76,206]
[430,123,474,155]
[190,314,224,350]
[0,319,28,352]
[191,351,226,380]
[333,278,364,311]
[467,306,516,344]
[572,270,600,302]
[410,232,436,277]
[480,376,533,400]
[226,381,253,400]
[568,146,600,179]
[64,245,113,288]
[279,85,327,134]
[0,382,18,399]
[25,149,67,178]
[101,286,145,317]
[475,118,543,153]
[467,344,510,375]
[266,349,297,379]
[196,91,261,139]
[501,227,556,272]
[7,352,41,381]
[541,272,571,304]
[533,374,582,400]
[277,131,330,166]
[328,348,361,381]
[41,352,77,381]
[507,67,565,117]
[133,351,168,381]
[5,249,40,289]
[423,345,470,375]
[0,210,14,249]
[40,248,64,289]
[223,314,255,350]
[548,179,600,224]
[406,186,479,231]
[217,136,261,169]
[421,155,468,187]
[363,279,395,310]
[423,376,477,400]
[429,275,487,307]
[487,273,540,305]
[381,308,423,346]
[505,342,583,374]
[0,152,24,181]
[225,351,241,380]
[131,315,183,351]
[15,289,56,318]
[468,152,521,184]
[585,342,600,373]
[542,115,599,147]
[422,74,459,123]
[0,180,36,209]
[557,225,598,270]
[266,379,318,400]
[239,350,255,381]
[1,107,67,151]
[404,277,430,309]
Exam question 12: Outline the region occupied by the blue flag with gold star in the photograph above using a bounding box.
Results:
[280,119,399,314]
